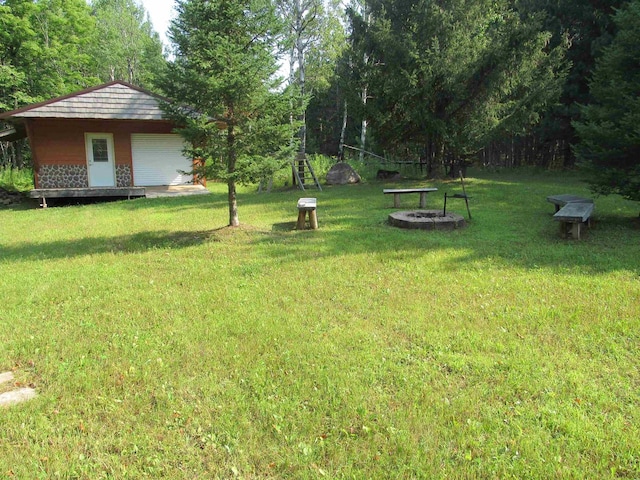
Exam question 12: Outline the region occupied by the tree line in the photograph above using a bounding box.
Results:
[1,0,638,220]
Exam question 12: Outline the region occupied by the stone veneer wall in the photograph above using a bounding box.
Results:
[116,165,132,187]
[37,165,88,189]
[36,164,133,188]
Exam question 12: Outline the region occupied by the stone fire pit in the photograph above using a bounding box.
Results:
[388,209,466,230]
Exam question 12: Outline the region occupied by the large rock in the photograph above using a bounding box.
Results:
[326,162,361,185]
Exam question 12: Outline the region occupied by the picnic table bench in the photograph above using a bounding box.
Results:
[297,197,318,230]
[383,188,438,208]
[553,201,594,240]
[546,194,593,213]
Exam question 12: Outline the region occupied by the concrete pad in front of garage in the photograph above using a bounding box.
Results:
[144,185,211,198]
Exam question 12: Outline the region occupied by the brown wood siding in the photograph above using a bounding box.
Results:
[24,120,40,188]
[28,119,175,169]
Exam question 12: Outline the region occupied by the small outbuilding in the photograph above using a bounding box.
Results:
[0,81,204,204]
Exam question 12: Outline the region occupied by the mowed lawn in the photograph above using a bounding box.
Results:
[1,170,639,479]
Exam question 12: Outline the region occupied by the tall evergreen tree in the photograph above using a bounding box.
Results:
[163,0,301,226]
[574,0,640,207]
[348,0,567,176]
[516,0,624,168]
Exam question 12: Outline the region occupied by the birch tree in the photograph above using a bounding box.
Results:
[90,0,165,89]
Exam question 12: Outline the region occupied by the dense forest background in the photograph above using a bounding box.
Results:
[1,0,637,194]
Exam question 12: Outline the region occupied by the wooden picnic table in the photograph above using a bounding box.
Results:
[546,194,593,213]
[383,187,438,208]
[553,202,594,240]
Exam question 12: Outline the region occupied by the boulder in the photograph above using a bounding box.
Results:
[326,162,361,185]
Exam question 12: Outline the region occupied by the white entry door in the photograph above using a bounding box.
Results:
[86,133,116,187]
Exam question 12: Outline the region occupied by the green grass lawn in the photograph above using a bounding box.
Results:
[1,170,639,479]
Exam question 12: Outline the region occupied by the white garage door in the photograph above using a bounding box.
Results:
[131,134,193,186]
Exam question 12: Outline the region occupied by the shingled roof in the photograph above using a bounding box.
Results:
[0,81,169,121]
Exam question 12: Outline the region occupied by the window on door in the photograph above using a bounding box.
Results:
[92,139,109,162]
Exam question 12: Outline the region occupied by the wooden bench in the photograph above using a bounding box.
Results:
[554,202,594,239]
[546,194,593,213]
[297,197,318,230]
[383,188,438,208]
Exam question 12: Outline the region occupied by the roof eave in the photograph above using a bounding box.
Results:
[0,124,27,141]
[0,81,171,121]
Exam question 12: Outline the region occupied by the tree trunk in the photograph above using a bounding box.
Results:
[359,4,370,163]
[228,179,239,227]
[227,124,239,226]
[296,31,307,183]
[15,141,24,169]
[338,99,348,161]
[359,85,367,162]
[297,33,306,155]
[428,138,445,178]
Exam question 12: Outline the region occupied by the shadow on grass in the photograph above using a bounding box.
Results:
[252,208,640,276]
[2,210,639,276]
[0,228,226,262]
[0,198,40,211]
[3,173,639,276]
[272,221,298,232]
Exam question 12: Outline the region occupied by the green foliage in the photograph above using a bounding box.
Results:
[0,0,165,113]
[0,0,98,106]
[0,166,33,192]
[347,0,568,173]
[163,0,302,225]
[301,1,349,155]
[516,0,624,168]
[1,172,639,477]
[89,0,166,89]
[0,3,37,110]
[302,0,347,96]
[278,0,347,155]
[574,0,640,204]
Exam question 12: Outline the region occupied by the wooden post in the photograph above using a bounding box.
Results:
[309,209,318,229]
[419,192,427,208]
[297,210,306,230]
[571,222,582,240]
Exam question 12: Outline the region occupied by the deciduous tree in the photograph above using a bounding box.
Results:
[90,0,166,89]
[1,0,97,106]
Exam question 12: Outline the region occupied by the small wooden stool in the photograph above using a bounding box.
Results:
[297,197,318,229]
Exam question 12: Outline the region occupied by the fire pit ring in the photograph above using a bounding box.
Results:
[388,209,466,230]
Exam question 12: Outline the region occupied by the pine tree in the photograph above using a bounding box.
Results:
[347,0,567,176]
[163,0,301,226]
[574,0,640,206]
